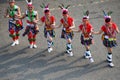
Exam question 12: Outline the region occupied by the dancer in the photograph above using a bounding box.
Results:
[40,3,56,53]
[57,4,75,56]
[94,10,119,67]
[4,0,23,46]
[20,0,39,48]
[72,10,94,63]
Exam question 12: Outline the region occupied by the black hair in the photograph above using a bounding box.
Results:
[62,11,68,14]
[44,10,49,13]
[83,17,88,19]
[105,18,111,23]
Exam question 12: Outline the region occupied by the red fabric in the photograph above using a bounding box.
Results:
[33,41,36,44]
[40,16,45,22]
[60,16,73,27]
[13,37,16,41]
[28,33,36,44]
[9,29,15,34]
[40,16,55,23]
[40,16,55,30]
[29,41,33,44]
[60,16,73,32]
[101,23,117,33]
[28,32,33,39]
[15,31,19,39]
[79,23,93,33]
[33,34,36,44]
[78,23,93,38]
[28,32,33,44]
[16,36,19,39]
[9,29,18,41]
[16,20,23,26]
[28,4,33,7]
[33,34,36,38]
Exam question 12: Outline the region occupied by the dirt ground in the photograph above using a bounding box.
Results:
[0,0,120,80]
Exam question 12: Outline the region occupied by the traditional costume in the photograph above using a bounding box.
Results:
[101,10,119,67]
[23,0,39,48]
[40,3,55,52]
[102,11,117,48]
[78,10,94,62]
[59,4,74,56]
[7,0,23,46]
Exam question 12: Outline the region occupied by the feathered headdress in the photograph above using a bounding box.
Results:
[83,10,89,19]
[25,0,33,7]
[40,3,50,13]
[103,10,113,19]
[58,4,70,14]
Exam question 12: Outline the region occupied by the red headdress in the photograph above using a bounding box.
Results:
[25,0,33,7]
[58,4,70,14]
[40,3,50,13]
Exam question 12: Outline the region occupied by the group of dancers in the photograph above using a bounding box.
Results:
[4,0,120,67]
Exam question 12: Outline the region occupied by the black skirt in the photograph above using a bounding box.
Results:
[44,28,55,38]
[81,34,93,45]
[61,28,74,40]
[103,38,117,48]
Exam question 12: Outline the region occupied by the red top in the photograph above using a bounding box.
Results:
[40,16,55,30]
[41,16,55,23]
[101,22,117,38]
[101,23,117,32]
[60,16,73,32]
[79,23,93,37]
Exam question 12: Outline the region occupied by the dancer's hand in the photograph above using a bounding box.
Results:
[4,15,9,18]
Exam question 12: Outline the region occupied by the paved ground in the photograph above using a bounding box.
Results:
[0,0,120,80]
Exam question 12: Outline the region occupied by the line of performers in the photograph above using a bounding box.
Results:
[4,0,120,67]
